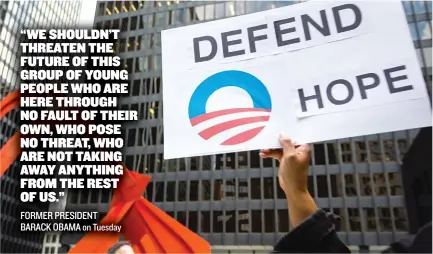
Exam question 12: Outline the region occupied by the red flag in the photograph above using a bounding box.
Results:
[69,169,211,253]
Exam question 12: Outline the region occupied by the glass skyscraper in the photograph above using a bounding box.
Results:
[58,0,431,252]
[0,1,82,253]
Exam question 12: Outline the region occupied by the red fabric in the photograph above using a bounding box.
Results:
[0,132,20,176]
[0,90,19,119]
[69,168,211,253]
[0,90,20,175]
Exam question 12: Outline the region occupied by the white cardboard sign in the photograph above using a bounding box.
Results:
[161,0,432,159]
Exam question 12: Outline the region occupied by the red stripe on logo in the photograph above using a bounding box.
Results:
[190,108,270,126]
[221,126,265,145]
[198,116,269,140]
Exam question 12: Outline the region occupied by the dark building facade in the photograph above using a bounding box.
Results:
[58,0,432,251]
[0,1,82,253]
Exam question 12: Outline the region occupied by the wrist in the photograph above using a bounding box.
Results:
[284,186,309,200]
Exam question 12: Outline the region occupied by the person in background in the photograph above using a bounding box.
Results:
[261,134,431,253]
[107,241,135,254]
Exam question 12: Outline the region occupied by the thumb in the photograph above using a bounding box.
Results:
[296,143,311,162]
[279,134,296,158]
[296,143,311,153]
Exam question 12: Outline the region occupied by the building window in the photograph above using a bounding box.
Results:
[121,17,128,31]
[126,58,133,73]
[153,54,161,71]
[139,14,154,29]
[138,0,147,9]
[135,56,149,72]
[417,21,432,40]
[193,6,203,21]
[138,15,145,29]
[148,14,155,28]
[129,1,138,12]
[226,2,235,16]
[138,34,150,50]
[155,12,168,27]
[114,1,122,14]
[127,37,135,52]
[130,16,137,30]
[205,4,214,20]
[113,19,120,29]
[165,10,171,25]
[171,9,183,25]
[235,1,245,15]
[215,3,225,19]
[246,1,258,13]
[153,33,161,48]
[412,1,429,14]
[106,2,113,15]
[402,1,413,15]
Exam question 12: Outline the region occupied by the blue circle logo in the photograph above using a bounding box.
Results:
[188,70,272,145]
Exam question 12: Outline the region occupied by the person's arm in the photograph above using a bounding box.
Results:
[285,189,317,228]
[260,136,350,253]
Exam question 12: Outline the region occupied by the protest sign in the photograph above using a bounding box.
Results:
[161,0,432,159]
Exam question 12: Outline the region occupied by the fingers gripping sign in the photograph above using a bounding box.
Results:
[281,136,311,163]
[279,135,297,160]
[260,134,311,195]
[259,149,282,161]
